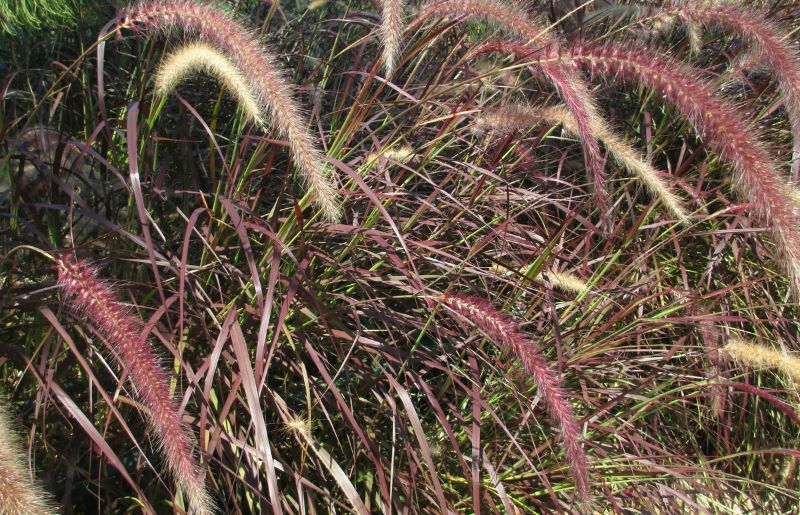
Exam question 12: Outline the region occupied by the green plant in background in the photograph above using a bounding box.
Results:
[0,0,86,34]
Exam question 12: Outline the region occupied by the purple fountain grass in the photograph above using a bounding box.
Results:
[417,0,609,215]
[55,257,212,514]
[661,1,800,176]
[475,104,689,221]
[380,0,405,75]
[120,0,341,221]
[471,39,800,298]
[434,293,592,511]
[0,401,54,515]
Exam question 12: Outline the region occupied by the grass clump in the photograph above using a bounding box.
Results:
[1,0,800,512]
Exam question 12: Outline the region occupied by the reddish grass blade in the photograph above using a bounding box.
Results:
[227,317,282,514]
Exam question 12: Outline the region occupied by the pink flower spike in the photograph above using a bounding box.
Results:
[55,257,213,514]
[435,293,592,511]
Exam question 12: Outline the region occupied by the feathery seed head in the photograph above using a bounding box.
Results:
[122,0,342,221]
[419,0,549,45]
[435,293,592,509]
[537,270,590,296]
[55,257,214,514]
[724,337,800,383]
[284,417,312,439]
[0,401,55,515]
[363,145,416,169]
[489,263,591,296]
[156,42,265,127]
[380,0,406,75]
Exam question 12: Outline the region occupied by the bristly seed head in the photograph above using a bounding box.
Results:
[657,1,800,177]
[0,400,55,515]
[434,293,592,511]
[55,256,214,514]
[724,337,800,383]
[380,0,406,75]
[155,42,265,127]
[122,0,341,222]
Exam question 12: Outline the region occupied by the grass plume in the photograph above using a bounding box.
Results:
[155,42,265,127]
[536,269,590,296]
[55,257,213,514]
[475,104,689,222]
[490,263,591,296]
[419,0,609,215]
[435,293,592,510]
[418,0,549,43]
[380,0,405,75]
[724,337,800,383]
[363,145,416,169]
[0,400,54,515]
[660,1,800,176]
[122,0,341,221]
[473,39,800,297]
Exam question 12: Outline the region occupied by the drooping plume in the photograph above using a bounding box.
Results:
[155,42,265,127]
[418,0,609,215]
[658,1,800,176]
[472,39,800,298]
[435,293,592,510]
[55,257,213,514]
[122,0,341,221]
[0,400,55,515]
[476,104,689,222]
